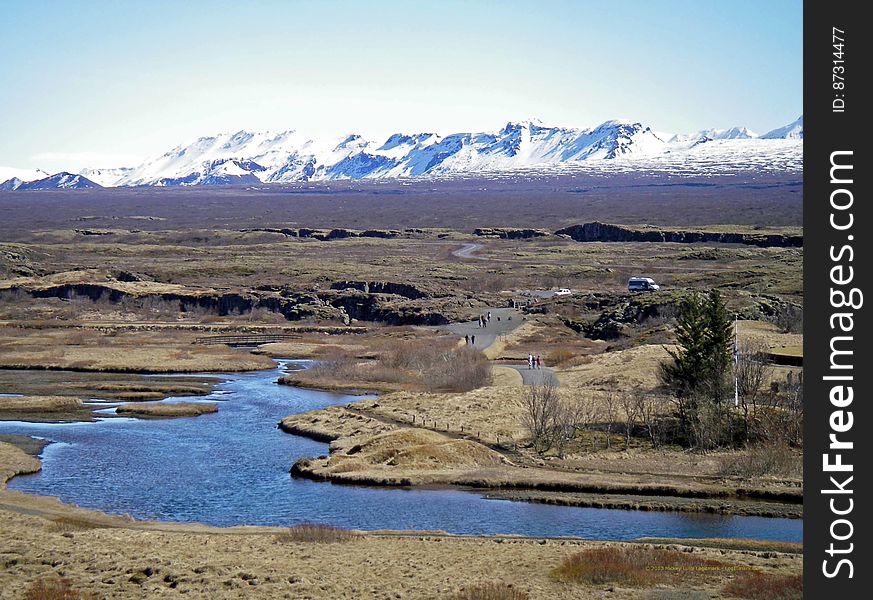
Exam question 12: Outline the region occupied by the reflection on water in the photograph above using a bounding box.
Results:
[0,361,802,541]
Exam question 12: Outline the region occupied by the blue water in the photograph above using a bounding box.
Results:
[0,361,802,541]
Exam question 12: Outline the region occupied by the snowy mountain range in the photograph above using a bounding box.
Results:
[1,116,803,190]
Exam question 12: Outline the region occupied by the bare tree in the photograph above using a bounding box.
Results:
[601,392,619,450]
[619,394,642,450]
[635,394,669,448]
[757,370,803,446]
[518,378,561,454]
[735,339,773,439]
[553,395,593,457]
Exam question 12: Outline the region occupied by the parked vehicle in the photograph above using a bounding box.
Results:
[627,277,660,292]
[554,288,573,296]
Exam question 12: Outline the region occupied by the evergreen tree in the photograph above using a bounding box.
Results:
[660,290,734,448]
[700,289,733,406]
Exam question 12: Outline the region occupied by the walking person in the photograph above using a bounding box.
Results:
[536,355,542,370]
[465,334,469,345]
[528,353,534,370]
[471,334,476,346]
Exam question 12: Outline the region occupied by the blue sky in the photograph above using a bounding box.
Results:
[0,0,802,171]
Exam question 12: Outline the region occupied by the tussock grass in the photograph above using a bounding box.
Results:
[275,523,360,544]
[24,576,96,599]
[551,546,727,586]
[723,573,802,600]
[446,582,530,600]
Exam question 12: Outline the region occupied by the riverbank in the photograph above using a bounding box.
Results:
[0,441,801,599]
[280,354,802,520]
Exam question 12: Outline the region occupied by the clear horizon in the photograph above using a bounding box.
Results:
[0,0,802,173]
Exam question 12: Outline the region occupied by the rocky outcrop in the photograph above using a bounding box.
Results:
[329,281,429,299]
[244,227,402,240]
[0,279,459,326]
[555,222,802,248]
[473,228,550,239]
[560,292,685,340]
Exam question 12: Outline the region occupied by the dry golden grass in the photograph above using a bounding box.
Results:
[115,402,218,418]
[0,395,82,412]
[558,344,674,394]
[280,405,396,443]
[490,365,524,387]
[737,320,802,352]
[350,384,528,444]
[0,441,41,485]
[322,428,506,476]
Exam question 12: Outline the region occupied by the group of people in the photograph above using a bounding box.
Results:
[464,334,476,346]
[478,311,492,328]
[528,353,542,369]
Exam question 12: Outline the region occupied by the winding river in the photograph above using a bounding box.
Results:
[0,360,802,542]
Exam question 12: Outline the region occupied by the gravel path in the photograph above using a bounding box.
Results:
[438,307,521,351]
[503,364,559,387]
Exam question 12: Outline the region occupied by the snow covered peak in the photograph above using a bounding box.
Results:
[3,116,803,189]
[2,172,101,190]
[761,115,803,139]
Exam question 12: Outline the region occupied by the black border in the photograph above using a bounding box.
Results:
[804,1,870,595]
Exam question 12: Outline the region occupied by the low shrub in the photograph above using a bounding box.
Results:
[722,573,802,600]
[24,576,96,600]
[717,444,802,479]
[646,591,712,600]
[48,516,103,533]
[446,582,530,600]
[545,349,575,366]
[552,546,725,586]
[301,337,492,392]
[275,523,359,543]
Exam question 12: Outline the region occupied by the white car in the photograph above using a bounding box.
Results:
[554,288,573,296]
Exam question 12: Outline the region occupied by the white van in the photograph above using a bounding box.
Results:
[628,277,660,292]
